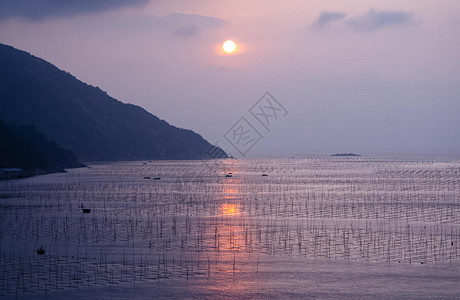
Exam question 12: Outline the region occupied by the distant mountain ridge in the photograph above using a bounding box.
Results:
[0,43,227,161]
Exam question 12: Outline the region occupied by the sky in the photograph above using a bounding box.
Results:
[1,0,459,155]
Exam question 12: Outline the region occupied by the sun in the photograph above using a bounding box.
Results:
[222,40,236,53]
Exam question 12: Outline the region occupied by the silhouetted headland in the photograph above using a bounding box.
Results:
[0,43,227,162]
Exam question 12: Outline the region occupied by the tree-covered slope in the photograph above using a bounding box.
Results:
[0,120,85,174]
[0,43,227,161]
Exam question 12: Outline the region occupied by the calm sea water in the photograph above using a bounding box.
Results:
[1,155,460,298]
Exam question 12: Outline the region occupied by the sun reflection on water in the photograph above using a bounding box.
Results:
[220,203,240,216]
[222,187,238,200]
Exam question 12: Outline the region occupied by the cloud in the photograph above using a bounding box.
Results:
[312,12,347,29]
[160,13,226,37]
[312,9,418,32]
[51,12,225,38]
[0,0,149,22]
[173,24,198,37]
[79,12,226,38]
[347,9,417,32]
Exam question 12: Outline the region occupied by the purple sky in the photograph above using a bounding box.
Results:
[1,0,459,155]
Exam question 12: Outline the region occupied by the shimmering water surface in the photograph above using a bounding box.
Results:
[1,155,460,298]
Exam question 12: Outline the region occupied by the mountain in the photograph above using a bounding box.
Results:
[0,43,227,161]
[0,120,85,175]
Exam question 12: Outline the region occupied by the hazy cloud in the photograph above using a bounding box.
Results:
[173,24,198,37]
[348,9,416,32]
[312,9,417,32]
[162,13,226,37]
[64,12,226,38]
[312,12,347,29]
[0,0,149,22]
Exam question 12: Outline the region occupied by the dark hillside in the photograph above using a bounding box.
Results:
[0,43,227,161]
[0,120,84,175]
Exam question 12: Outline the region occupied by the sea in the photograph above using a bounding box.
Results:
[1,154,459,298]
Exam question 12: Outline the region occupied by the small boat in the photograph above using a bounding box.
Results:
[154,177,161,180]
[225,174,232,177]
[37,246,45,255]
[262,174,268,176]
[144,176,151,179]
[82,208,91,213]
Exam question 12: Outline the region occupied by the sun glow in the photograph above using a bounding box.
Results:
[222,40,236,53]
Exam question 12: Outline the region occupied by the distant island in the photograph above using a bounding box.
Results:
[330,153,361,157]
[0,43,227,161]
